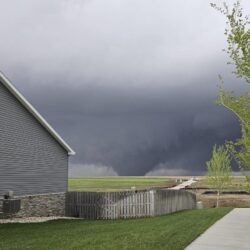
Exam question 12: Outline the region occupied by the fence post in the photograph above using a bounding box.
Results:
[150,190,155,216]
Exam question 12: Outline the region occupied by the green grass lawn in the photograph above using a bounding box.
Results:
[69,176,175,191]
[0,208,232,250]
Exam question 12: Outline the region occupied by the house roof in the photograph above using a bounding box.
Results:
[0,71,75,156]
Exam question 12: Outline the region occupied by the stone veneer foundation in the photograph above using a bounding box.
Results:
[9,192,66,218]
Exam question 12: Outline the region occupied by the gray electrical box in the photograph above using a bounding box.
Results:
[3,199,21,214]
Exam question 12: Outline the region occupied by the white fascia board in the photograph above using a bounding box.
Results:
[0,72,75,156]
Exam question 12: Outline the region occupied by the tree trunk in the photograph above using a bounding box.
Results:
[216,191,220,208]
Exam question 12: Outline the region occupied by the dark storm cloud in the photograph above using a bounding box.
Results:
[0,0,249,175]
[12,70,241,176]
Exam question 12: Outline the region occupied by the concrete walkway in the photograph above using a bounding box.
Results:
[185,208,250,250]
[169,178,197,190]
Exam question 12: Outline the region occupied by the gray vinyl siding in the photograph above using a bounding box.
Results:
[0,82,68,196]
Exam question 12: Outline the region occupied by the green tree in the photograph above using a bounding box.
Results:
[211,1,250,82]
[206,145,232,207]
[212,1,250,190]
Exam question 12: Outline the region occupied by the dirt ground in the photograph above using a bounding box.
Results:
[187,177,250,208]
[195,191,250,208]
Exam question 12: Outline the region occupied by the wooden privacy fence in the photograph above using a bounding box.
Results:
[66,189,196,219]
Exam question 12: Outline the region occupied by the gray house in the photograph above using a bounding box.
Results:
[0,72,75,217]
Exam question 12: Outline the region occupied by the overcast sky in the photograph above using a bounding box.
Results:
[0,0,249,176]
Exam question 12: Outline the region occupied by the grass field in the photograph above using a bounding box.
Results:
[69,176,176,192]
[68,176,248,192]
[0,208,232,250]
[191,176,246,190]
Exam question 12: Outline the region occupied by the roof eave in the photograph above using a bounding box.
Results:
[0,72,75,156]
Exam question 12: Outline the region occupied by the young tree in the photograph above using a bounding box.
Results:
[212,1,250,189]
[206,145,232,207]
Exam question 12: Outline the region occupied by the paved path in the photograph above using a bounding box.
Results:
[169,178,197,190]
[185,208,250,250]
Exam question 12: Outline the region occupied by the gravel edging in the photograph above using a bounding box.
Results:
[0,216,80,224]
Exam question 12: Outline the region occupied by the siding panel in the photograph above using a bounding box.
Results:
[0,82,68,196]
